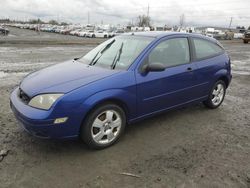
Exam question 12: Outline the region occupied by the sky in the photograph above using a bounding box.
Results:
[1,0,250,28]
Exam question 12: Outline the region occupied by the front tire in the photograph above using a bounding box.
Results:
[81,103,126,149]
[203,80,226,109]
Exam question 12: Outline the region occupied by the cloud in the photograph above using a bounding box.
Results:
[0,0,249,27]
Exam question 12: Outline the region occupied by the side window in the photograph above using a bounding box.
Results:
[148,38,190,68]
[193,38,224,59]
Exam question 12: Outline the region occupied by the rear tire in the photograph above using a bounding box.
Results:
[243,40,248,44]
[203,80,226,109]
[81,103,126,149]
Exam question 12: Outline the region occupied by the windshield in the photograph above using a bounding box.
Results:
[78,36,153,70]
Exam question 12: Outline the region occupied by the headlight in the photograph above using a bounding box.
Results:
[28,94,63,110]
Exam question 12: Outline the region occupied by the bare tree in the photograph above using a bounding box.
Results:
[48,20,59,25]
[137,15,151,27]
[179,14,185,28]
[29,18,44,24]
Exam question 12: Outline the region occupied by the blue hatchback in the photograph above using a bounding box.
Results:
[10,32,232,149]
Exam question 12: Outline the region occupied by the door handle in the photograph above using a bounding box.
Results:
[187,67,193,71]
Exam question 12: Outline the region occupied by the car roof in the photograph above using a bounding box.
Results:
[123,31,217,42]
[123,31,180,38]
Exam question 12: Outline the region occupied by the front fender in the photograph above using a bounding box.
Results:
[80,89,137,123]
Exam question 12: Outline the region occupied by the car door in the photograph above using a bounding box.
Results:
[136,36,200,117]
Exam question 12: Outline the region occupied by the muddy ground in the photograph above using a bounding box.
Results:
[0,27,250,188]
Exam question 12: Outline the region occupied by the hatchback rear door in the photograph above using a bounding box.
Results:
[190,37,227,97]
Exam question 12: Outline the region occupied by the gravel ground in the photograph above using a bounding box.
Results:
[0,27,250,188]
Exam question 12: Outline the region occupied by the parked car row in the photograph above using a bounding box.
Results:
[70,29,125,38]
[8,23,125,38]
[6,23,247,41]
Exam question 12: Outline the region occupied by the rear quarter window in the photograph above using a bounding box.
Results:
[193,38,224,59]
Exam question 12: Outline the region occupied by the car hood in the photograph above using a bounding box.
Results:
[20,60,119,97]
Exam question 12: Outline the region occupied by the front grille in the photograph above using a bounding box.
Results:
[19,88,30,104]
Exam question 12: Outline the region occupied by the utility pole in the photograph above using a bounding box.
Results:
[88,11,90,24]
[147,3,150,27]
[228,17,233,29]
[147,4,149,18]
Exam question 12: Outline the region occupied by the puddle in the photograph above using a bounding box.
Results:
[0,71,28,79]
[232,70,250,76]
[231,60,250,75]
[0,71,7,78]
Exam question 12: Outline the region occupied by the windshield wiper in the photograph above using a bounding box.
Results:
[111,42,124,70]
[89,39,115,66]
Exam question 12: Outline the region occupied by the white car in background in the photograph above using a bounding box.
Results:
[86,30,109,38]
[86,30,95,38]
[78,30,88,37]
[110,30,125,37]
[234,33,244,39]
[54,26,64,33]
[94,30,109,38]
[69,29,81,36]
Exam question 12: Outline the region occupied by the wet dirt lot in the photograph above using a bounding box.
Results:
[0,27,250,188]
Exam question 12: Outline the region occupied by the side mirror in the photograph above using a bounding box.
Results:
[142,62,165,73]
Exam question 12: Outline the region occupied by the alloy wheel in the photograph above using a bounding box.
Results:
[211,83,225,106]
[91,110,122,145]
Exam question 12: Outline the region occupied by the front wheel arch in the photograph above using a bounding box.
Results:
[79,89,136,128]
[79,98,130,137]
[83,99,129,123]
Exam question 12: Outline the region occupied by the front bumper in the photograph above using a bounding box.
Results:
[10,87,80,139]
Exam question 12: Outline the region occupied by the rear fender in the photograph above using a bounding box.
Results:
[213,69,231,87]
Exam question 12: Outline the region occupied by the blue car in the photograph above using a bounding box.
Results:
[10,32,232,149]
